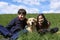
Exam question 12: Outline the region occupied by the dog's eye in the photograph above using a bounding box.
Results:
[29,20,31,21]
[33,19,36,21]
[33,19,34,20]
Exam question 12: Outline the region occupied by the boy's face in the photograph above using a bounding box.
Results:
[18,14,26,20]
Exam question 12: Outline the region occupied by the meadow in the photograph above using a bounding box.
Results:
[0,14,60,40]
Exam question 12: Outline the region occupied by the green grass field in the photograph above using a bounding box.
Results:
[0,14,60,40]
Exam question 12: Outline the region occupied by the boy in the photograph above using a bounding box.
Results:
[0,9,28,40]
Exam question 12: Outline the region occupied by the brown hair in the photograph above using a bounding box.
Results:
[18,9,26,15]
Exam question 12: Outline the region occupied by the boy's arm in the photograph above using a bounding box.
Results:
[6,19,15,30]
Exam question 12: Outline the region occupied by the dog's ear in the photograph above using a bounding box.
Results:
[26,19,30,26]
[27,19,28,24]
[34,19,37,22]
[27,19,30,24]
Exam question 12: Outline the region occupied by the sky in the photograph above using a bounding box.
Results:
[0,0,60,14]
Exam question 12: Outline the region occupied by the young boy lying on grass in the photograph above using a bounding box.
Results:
[0,9,28,40]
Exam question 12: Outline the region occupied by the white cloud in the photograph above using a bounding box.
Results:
[27,8,39,13]
[42,10,54,13]
[0,2,18,14]
[0,2,39,14]
[49,0,60,13]
[13,0,40,5]
[0,2,8,9]
[42,0,60,13]
[42,10,60,13]
[40,0,48,2]
[50,0,60,9]
[16,5,39,13]
[0,2,8,6]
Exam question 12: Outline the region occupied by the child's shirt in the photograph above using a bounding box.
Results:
[6,17,27,33]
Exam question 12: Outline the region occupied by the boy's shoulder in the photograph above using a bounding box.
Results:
[13,17,27,21]
[23,18,27,22]
[24,18,27,20]
[12,17,27,22]
[10,17,18,22]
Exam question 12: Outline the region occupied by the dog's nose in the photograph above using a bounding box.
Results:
[32,22,34,25]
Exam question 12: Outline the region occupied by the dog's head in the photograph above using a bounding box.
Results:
[27,18,37,26]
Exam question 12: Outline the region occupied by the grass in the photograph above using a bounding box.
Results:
[0,14,60,40]
[18,32,60,40]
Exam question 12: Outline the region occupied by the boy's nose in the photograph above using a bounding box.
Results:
[21,15,23,17]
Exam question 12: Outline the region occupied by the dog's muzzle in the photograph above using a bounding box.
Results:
[32,22,34,25]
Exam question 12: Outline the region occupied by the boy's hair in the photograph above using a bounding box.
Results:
[18,9,26,15]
